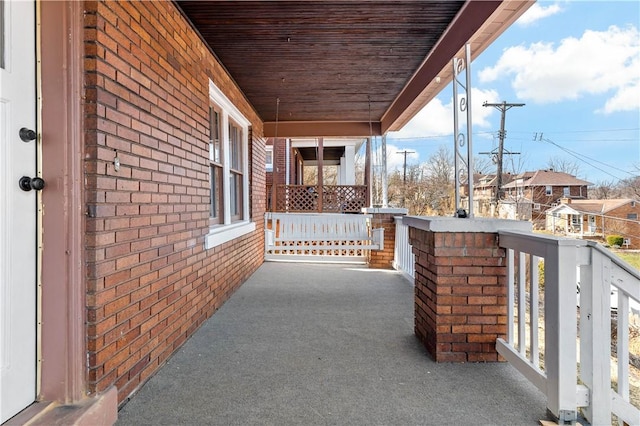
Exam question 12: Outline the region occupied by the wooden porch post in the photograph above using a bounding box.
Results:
[317,137,324,212]
[365,137,371,207]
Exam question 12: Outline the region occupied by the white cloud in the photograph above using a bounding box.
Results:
[389,87,501,140]
[380,143,420,172]
[517,3,563,27]
[478,25,640,113]
[599,72,640,114]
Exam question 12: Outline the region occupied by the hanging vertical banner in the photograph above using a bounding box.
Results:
[452,44,474,217]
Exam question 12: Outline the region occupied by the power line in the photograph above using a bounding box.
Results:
[536,135,636,181]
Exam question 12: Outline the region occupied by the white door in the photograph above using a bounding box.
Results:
[0,0,37,422]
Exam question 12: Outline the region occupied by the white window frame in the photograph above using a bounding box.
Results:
[205,80,255,250]
[545,185,552,196]
[265,146,273,171]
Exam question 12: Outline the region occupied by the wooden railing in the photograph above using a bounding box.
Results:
[393,216,414,281]
[268,184,367,213]
[391,225,640,423]
[496,231,640,425]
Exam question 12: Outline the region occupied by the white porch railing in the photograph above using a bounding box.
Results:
[497,230,640,425]
[393,216,414,281]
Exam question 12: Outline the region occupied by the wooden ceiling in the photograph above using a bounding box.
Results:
[176,1,533,137]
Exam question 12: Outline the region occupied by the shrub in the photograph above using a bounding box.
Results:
[607,235,624,247]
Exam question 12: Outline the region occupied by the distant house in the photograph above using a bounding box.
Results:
[546,198,640,249]
[500,170,591,226]
[466,173,513,216]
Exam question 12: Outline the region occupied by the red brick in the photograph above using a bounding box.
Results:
[83,0,265,406]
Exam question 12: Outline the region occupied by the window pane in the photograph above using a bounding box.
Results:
[230,172,242,218]
[210,106,221,163]
[210,165,222,223]
[265,148,273,171]
[229,123,242,171]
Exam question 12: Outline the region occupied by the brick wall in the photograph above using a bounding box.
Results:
[604,202,640,249]
[366,209,407,269]
[83,0,265,403]
[404,217,531,362]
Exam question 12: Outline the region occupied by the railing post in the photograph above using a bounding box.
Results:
[405,217,531,362]
[579,246,612,425]
[544,241,580,422]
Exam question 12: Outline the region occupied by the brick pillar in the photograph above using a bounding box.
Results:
[405,217,531,362]
[364,208,407,269]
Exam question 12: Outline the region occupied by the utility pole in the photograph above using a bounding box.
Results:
[396,150,415,208]
[482,101,525,206]
[396,150,415,184]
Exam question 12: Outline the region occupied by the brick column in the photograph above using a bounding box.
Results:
[404,217,531,362]
[364,208,407,269]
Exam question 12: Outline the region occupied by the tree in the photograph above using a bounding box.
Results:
[590,180,621,199]
[473,155,494,175]
[546,156,581,177]
[383,145,455,216]
[422,145,455,215]
[619,175,640,199]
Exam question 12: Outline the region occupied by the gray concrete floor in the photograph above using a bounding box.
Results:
[116,262,548,425]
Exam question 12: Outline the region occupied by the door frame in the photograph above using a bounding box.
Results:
[37,0,85,401]
[10,1,118,422]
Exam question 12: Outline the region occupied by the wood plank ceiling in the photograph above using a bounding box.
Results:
[176,1,532,138]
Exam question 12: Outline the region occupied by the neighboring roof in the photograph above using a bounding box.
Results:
[176,1,533,137]
[547,198,636,215]
[502,170,592,189]
[474,173,513,188]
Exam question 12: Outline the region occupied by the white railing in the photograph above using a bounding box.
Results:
[393,216,414,281]
[497,230,640,425]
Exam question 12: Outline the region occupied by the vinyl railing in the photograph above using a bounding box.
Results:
[392,216,414,281]
[497,230,640,425]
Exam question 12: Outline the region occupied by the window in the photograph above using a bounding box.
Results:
[632,201,636,208]
[571,215,580,226]
[628,213,638,220]
[545,185,552,196]
[533,203,541,211]
[205,80,255,249]
[265,146,273,171]
[563,187,570,197]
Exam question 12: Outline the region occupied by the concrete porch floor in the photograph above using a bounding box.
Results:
[116,262,548,425]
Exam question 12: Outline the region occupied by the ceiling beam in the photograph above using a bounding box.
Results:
[263,121,382,138]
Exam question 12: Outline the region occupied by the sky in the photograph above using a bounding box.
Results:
[383,0,640,185]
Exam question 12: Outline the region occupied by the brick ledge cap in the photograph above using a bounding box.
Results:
[404,216,532,233]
